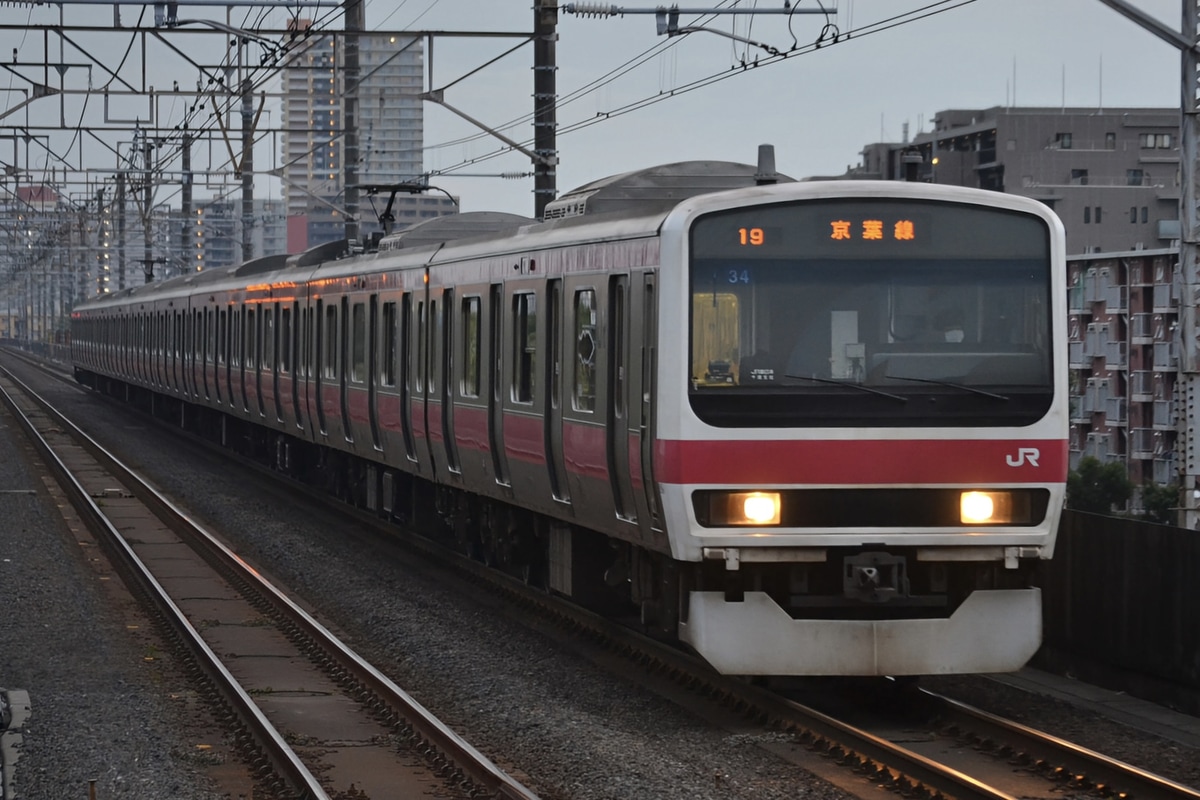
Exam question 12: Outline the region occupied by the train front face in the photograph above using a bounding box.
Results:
[657,182,1067,677]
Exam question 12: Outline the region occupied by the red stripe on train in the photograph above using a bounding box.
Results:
[655,438,1068,485]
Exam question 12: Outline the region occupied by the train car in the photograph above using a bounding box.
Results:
[71,152,1067,676]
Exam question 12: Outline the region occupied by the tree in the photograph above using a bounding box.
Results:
[1066,456,1133,515]
[1139,481,1179,525]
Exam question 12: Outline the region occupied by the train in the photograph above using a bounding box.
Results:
[70,149,1068,676]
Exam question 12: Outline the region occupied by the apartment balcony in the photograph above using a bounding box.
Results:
[1068,285,1089,314]
[1153,341,1179,371]
[1105,340,1127,369]
[1153,457,1177,486]
[1069,397,1088,423]
[1068,341,1086,369]
[1105,285,1128,313]
[1105,397,1127,426]
[1131,313,1154,344]
[1153,399,1175,428]
[1153,282,1177,312]
[1084,270,1104,303]
[1083,380,1108,413]
[1130,370,1155,402]
[1130,428,1156,460]
[1084,432,1112,461]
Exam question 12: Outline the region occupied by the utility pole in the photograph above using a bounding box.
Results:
[241,75,255,263]
[1095,0,1200,527]
[141,132,155,284]
[181,128,192,273]
[343,0,363,246]
[533,0,558,218]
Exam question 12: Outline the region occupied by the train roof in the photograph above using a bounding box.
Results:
[540,159,793,221]
[376,211,534,252]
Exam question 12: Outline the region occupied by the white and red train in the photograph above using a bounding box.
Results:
[71,157,1067,676]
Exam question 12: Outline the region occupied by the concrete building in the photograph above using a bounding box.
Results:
[280,20,455,251]
[847,106,1181,255]
[1068,247,1178,500]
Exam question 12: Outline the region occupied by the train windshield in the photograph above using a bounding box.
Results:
[688,198,1054,427]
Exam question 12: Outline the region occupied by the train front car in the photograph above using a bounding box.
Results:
[656,181,1067,676]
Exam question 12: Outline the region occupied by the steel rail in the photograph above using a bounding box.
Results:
[922,688,1200,800]
[0,365,330,800]
[0,362,541,800]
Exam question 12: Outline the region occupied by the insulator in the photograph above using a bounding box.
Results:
[566,3,621,17]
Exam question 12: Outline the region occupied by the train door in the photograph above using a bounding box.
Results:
[271,303,284,422]
[255,305,267,417]
[635,273,662,534]
[238,306,250,412]
[368,294,382,450]
[340,297,353,442]
[488,284,510,486]
[441,288,460,474]
[288,303,302,429]
[314,299,328,435]
[400,293,416,462]
[414,290,436,474]
[544,278,569,503]
[217,308,227,406]
[200,309,210,401]
[607,274,636,522]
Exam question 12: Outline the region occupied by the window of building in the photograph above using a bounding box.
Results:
[1084,207,1091,224]
[1130,206,1138,223]
[1105,132,1116,149]
[1071,168,1088,186]
[1095,206,1102,224]
[1056,132,1073,149]
[1127,169,1144,186]
[1142,206,1149,223]
[1140,133,1173,149]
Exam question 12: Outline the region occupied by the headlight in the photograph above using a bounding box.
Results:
[720,491,781,526]
[960,491,1026,524]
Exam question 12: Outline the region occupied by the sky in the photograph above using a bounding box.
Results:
[0,0,1186,219]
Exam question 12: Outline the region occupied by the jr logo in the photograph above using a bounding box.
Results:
[1006,447,1040,467]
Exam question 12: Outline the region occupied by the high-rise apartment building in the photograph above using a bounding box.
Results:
[281,20,454,251]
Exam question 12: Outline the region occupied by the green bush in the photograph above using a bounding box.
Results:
[1066,456,1132,515]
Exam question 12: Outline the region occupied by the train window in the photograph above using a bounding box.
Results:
[461,296,480,397]
[264,305,276,371]
[323,304,337,380]
[416,300,426,392]
[351,302,367,382]
[247,308,257,369]
[218,309,227,365]
[280,306,292,374]
[573,289,597,412]
[688,198,1054,427]
[513,292,537,404]
[381,302,397,387]
[430,299,441,390]
[612,284,627,418]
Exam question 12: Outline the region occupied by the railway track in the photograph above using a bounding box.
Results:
[0,361,539,800]
[7,348,1199,800]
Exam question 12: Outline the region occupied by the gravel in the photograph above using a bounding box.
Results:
[6,355,1200,798]
[0,386,225,799]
